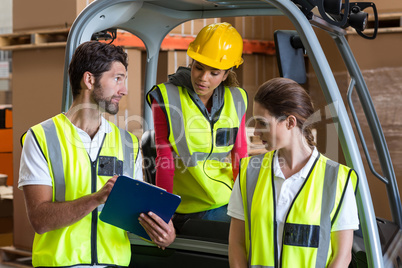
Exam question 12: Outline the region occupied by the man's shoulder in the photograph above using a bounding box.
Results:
[30,113,63,128]
[27,114,64,141]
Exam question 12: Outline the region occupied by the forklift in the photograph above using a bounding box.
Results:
[61,0,402,267]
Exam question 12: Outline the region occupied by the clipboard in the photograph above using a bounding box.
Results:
[99,175,181,240]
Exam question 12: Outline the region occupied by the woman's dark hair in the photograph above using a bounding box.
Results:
[254,77,316,148]
[223,69,240,87]
[68,41,128,98]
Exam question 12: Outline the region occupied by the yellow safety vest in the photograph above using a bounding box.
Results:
[147,83,248,213]
[27,113,139,267]
[239,151,358,268]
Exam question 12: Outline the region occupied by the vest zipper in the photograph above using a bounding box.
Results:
[90,133,106,265]
[187,85,232,189]
[271,152,279,268]
[278,154,320,267]
[90,160,98,265]
[202,119,232,190]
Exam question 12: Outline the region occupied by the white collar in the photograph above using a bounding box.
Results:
[99,116,112,135]
[273,147,319,180]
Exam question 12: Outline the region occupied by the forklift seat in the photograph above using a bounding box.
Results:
[141,129,156,185]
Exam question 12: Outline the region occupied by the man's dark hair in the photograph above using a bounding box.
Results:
[68,41,128,98]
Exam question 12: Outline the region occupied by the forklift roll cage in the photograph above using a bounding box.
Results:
[61,1,402,267]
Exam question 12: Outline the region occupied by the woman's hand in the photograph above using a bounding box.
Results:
[139,212,176,249]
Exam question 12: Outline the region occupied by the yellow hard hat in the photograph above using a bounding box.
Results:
[187,22,244,70]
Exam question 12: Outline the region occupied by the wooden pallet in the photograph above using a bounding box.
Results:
[0,246,32,268]
[0,27,276,55]
[0,28,69,51]
[371,12,402,27]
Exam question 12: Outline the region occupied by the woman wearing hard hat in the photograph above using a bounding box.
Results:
[146,22,248,232]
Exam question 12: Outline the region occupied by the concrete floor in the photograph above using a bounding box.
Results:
[0,232,32,268]
[0,257,32,267]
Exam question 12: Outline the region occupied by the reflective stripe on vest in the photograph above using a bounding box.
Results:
[29,114,138,267]
[41,118,65,201]
[240,151,358,268]
[39,118,135,203]
[148,83,248,213]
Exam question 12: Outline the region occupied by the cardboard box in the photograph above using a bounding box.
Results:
[0,128,12,152]
[0,153,12,186]
[347,30,402,70]
[148,50,191,86]
[0,217,13,235]
[0,232,13,246]
[166,51,190,75]
[351,66,402,221]
[13,0,95,32]
[224,16,261,40]
[169,18,221,36]
[234,53,280,123]
[0,198,13,219]
[13,187,34,251]
[12,47,67,251]
[0,61,10,78]
[5,108,12,128]
[306,28,402,220]
[358,0,402,13]
[0,91,12,105]
[224,16,295,40]
[0,107,12,129]
[0,153,13,186]
[0,186,13,236]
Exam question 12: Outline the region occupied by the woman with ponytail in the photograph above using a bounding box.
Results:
[228,77,359,268]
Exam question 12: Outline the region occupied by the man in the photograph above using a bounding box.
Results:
[19,41,175,267]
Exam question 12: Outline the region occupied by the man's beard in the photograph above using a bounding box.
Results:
[91,86,119,115]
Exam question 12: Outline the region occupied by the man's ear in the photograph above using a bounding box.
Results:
[83,71,94,90]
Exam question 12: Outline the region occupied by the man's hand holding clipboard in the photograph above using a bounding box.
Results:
[99,175,181,249]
